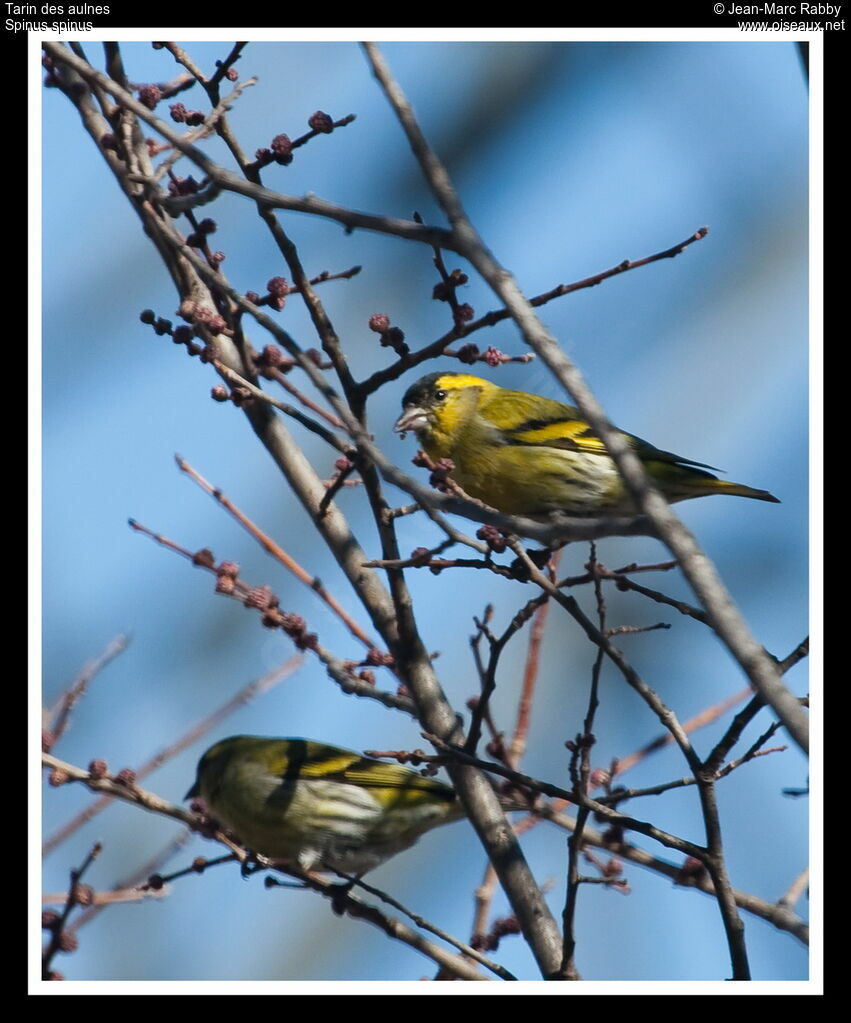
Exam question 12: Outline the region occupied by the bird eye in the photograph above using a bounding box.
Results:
[435,389,447,401]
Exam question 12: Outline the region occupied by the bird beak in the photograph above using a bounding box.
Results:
[394,405,429,434]
[185,780,200,800]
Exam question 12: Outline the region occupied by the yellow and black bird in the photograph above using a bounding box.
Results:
[186,735,468,874]
[394,372,779,517]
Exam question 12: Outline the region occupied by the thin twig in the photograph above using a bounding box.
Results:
[43,886,169,908]
[465,593,549,755]
[544,808,808,944]
[428,735,706,860]
[125,518,413,715]
[613,687,754,778]
[778,868,809,910]
[469,556,560,949]
[358,230,709,397]
[44,635,131,747]
[43,754,200,830]
[510,550,562,767]
[561,543,606,979]
[70,831,194,932]
[504,536,701,772]
[463,231,709,335]
[175,456,377,651]
[267,871,490,981]
[150,76,258,182]
[706,638,809,775]
[211,359,348,449]
[349,875,517,981]
[42,842,103,980]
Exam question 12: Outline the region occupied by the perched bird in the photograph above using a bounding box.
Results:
[394,372,779,516]
[186,735,470,874]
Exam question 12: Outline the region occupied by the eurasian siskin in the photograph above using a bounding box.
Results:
[186,735,469,874]
[394,372,779,516]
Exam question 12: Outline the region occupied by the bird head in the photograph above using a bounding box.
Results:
[394,372,491,444]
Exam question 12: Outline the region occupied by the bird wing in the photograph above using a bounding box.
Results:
[484,389,719,471]
[292,742,456,802]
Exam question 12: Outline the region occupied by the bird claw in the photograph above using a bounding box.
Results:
[240,852,266,879]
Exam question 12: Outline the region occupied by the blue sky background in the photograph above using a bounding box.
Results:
[40,37,810,985]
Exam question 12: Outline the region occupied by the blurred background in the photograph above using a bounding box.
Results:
[41,37,810,984]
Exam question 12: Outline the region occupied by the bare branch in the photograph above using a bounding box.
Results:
[43,753,200,830]
[266,872,491,981]
[349,874,517,981]
[778,868,809,911]
[125,518,414,715]
[44,635,131,747]
[175,456,378,651]
[545,809,808,945]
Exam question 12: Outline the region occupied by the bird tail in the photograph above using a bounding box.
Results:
[649,461,780,503]
[676,474,780,504]
[708,479,780,503]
